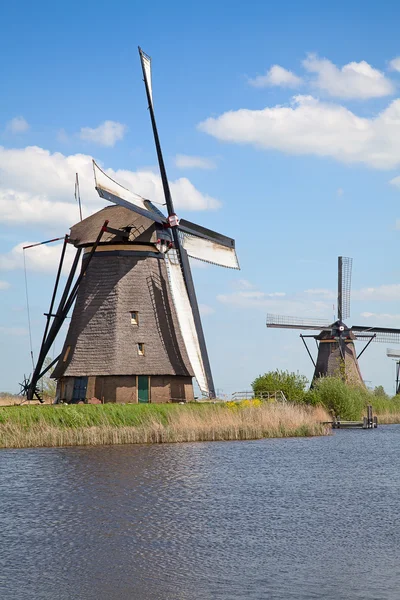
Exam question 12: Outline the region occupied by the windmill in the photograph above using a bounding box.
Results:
[266,257,400,387]
[386,349,400,395]
[25,48,239,404]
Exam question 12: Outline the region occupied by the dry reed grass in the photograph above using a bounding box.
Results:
[0,395,53,406]
[373,411,400,424]
[0,402,330,449]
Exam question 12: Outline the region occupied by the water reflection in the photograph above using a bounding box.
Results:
[1,428,400,599]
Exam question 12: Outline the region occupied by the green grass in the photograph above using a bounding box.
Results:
[0,401,330,449]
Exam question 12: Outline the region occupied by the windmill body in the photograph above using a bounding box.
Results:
[267,257,400,387]
[313,320,364,386]
[52,206,195,403]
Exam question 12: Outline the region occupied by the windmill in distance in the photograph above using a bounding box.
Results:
[386,349,400,395]
[267,257,400,387]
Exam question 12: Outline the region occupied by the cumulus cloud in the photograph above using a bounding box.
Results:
[199,94,400,169]
[6,116,30,134]
[389,57,400,72]
[0,241,76,275]
[303,54,394,99]
[174,154,216,170]
[353,284,400,301]
[249,65,302,89]
[79,121,127,147]
[217,288,329,316]
[0,146,221,230]
[0,280,10,290]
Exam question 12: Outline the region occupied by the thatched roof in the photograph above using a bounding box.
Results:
[69,205,159,246]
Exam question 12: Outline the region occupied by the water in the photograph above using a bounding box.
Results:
[1,428,400,600]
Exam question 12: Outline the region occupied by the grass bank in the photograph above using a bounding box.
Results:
[0,401,330,449]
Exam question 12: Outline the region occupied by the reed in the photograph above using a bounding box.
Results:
[0,401,330,449]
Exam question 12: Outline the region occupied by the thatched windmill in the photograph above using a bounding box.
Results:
[24,48,239,404]
[266,257,400,386]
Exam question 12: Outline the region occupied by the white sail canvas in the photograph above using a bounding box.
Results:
[182,233,240,269]
[140,51,153,106]
[165,253,209,396]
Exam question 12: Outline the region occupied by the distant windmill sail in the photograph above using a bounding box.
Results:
[338,256,352,321]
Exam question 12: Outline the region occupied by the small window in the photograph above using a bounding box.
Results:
[137,343,145,356]
[130,311,139,325]
[63,346,71,362]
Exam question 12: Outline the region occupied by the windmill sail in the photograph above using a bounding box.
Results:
[338,256,352,321]
[140,49,153,106]
[93,161,165,224]
[165,252,209,395]
[181,233,239,269]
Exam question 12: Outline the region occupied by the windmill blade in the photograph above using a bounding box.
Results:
[352,325,400,344]
[139,47,216,396]
[164,251,209,396]
[179,220,239,270]
[266,314,331,331]
[338,256,352,321]
[93,161,166,224]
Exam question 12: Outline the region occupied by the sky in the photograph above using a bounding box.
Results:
[3,0,400,395]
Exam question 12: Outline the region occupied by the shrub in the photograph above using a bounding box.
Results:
[310,376,369,420]
[252,370,309,403]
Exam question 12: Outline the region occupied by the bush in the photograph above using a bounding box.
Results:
[252,370,309,403]
[373,385,389,399]
[310,376,369,420]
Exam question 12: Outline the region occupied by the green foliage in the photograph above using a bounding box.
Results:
[252,370,308,403]
[373,385,389,399]
[310,376,368,420]
[38,357,57,399]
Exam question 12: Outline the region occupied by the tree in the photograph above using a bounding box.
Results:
[252,370,309,403]
[373,385,389,399]
[38,356,57,399]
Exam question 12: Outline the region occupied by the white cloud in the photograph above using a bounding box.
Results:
[249,65,302,89]
[303,54,394,99]
[304,288,335,298]
[0,146,221,231]
[389,57,400,72]
[174,154,216,170]
[0,241,76,275]
[79,121,127,147]
[353,284,400,301]
[234,279,256,290]
[360,311,400,324]
[302,283,400,303]
[6,116,30,134]
[0,280,10,290]
[337,187,344,197]
[199,94,400,169]
[199,304,215,316]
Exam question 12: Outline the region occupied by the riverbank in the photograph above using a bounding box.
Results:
[0,401,330,449]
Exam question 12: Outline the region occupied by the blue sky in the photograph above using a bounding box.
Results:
[2,0,400,394]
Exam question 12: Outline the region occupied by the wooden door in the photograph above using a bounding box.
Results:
[138,376,149,403]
